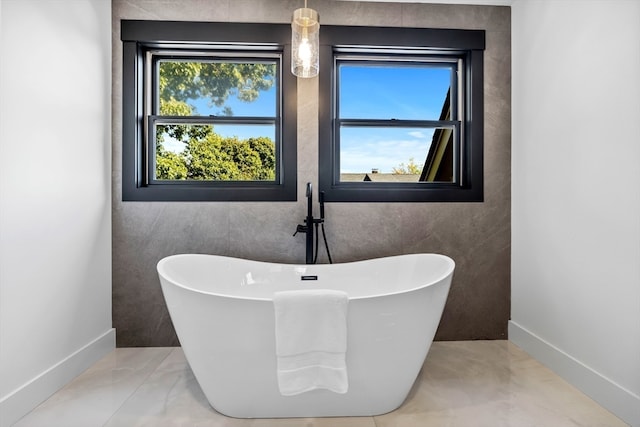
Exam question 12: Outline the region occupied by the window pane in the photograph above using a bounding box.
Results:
[155,123,276,182]
[338,63,452,120]
[339,126,454,183]
[157,60,277,117]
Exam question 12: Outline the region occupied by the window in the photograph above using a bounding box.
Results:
[319,26,485,202]
[121,21,297,201]
[336,58,459,183]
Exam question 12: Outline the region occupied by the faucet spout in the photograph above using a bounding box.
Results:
[305,183,314,264]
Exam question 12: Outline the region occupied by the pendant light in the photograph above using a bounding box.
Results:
[291,0,320,78]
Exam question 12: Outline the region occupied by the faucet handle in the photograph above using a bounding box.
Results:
[293,224,308,236]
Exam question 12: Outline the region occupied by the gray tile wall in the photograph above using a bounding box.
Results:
[112,0,511,346]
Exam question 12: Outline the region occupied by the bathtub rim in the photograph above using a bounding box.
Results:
[157,253,455,302]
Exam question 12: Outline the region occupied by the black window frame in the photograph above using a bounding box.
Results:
[121,20,297,201]
[318,25,485,202]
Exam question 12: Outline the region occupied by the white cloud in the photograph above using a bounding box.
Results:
[408,130,427,139]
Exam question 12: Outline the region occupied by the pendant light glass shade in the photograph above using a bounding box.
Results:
[291,7,319,78]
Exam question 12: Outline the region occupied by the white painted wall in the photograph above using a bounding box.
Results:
[0,0,113,425]
[511,0,640,425]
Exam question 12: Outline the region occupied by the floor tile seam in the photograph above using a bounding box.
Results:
[100,347,176,426]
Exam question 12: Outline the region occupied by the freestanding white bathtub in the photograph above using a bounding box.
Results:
[157,253,455,418]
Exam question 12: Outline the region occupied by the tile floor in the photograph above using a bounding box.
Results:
[14,341,627,427]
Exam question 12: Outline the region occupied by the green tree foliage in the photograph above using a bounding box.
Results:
[187,135,275,181]
[156,130,276,182]
[392,157,422,175]
[156,146,188,180]
[155,60,277,181]
[158,61,275,115]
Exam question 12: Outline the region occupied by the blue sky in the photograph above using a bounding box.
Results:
[162,63,451,174]
[338,64,451,173]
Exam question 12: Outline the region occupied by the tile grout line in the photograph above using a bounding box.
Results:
[100,347,176,427]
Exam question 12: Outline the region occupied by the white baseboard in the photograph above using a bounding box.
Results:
[509,321,640,427]
[0,328,116,427]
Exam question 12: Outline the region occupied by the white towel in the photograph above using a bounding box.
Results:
[273,289,349,396]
